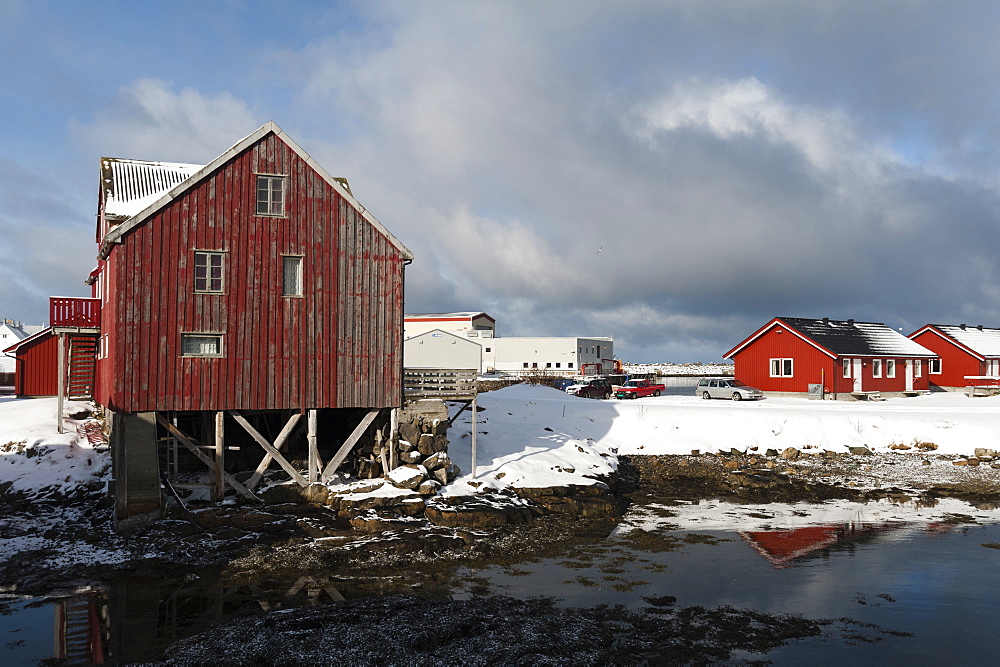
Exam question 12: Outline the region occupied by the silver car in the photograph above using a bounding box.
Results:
[696,377,763,401]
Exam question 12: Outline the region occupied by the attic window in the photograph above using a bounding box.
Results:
[256,174,286,216]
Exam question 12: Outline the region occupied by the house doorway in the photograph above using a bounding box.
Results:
[852,359,863,392]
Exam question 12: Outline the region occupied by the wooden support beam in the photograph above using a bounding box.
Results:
[447,400,473,426]
[472,394,478,478]
[389,408,398,471]
[307,409,319,483]
[232,411,307,488]
[56,333,66,434]
[154,414,259,502]
[320,409,379,482]
[245,412,304,490]
[214,411,225,501]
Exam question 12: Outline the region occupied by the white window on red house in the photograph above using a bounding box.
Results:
[886,359,896,378]
[282,255,303,296]
[914,359,922,377]
[929,358,942,374]
[256,174,286,216]
[194,251,225,293]
[872,359,882,377]
[770,358,793,377]
[843,359,851,378]
[181,333,224,357]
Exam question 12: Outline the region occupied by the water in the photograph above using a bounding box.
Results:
[5,496,1000,663]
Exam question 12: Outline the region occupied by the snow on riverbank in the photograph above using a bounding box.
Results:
[0,397,110,496]
[445,384,1000,494]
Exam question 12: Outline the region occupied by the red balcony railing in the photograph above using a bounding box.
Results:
[50,297,101,328]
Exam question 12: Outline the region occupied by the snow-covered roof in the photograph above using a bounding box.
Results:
[101,158,204,220]
[0,321,44,342]
[728,317,938,359]
[917,324,1000,358]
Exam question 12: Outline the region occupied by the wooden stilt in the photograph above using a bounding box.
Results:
[307,409,319,483]
[154,414,259,502]
[376,429,388,476]
[320,409,379,481]
[214,411,225,501]
[232,411,307,487]
[56,333,66,434]
[389,408,398,471]
[471,394,478,478]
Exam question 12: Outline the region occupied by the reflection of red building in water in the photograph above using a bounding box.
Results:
[740,521,901,568]
[54,593,107,663]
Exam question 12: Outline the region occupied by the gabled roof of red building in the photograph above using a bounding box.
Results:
[97,121,412,261]
[726,316,938,360]
[910,324,1000,361]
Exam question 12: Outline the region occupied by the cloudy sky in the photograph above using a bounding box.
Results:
[2,1,1000,362]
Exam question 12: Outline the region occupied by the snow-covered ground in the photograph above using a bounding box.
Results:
[4,386,1000,502]
[445,384,1000,494]
[623,362,733,376]
[0,397,109,497]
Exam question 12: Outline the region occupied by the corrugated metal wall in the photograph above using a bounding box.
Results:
[100,132,406,413]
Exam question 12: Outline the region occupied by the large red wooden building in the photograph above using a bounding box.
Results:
[33,121,414,522]
[725,317,938,399]
[908,324,1000,390]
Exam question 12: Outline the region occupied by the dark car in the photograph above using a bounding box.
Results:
[566,377,613,399]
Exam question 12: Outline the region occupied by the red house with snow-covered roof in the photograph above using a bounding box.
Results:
[724,317,938,400]
[908,324,1000,390]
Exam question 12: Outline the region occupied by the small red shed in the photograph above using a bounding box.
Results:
[725,317,938,400]
[3,329,57,397]
[908,324,1000,390]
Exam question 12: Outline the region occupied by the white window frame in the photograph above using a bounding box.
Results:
[256,174,286,217]
[872,359,882,378]
[929,358,942,374]
[886,359,896,378]
[282,255,304,297]
[193,250,225,293]
[843,359,851,378]
[914,359,922,377]
[181,333,224,358]
[770,358,793,377]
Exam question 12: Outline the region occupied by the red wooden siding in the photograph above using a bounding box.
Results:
[11,330,58,397]
[732,326,836,393]
[97,131,406,413]
[909,330,982,388]
[50,297,101,328]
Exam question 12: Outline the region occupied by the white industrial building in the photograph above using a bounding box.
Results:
[403,312,613,376]
[403,329,482,370]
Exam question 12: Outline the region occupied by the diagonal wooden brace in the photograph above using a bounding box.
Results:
[154,413,260,502]
[231,411,308,487]
[320,409,379,482]
[245,412,303,490]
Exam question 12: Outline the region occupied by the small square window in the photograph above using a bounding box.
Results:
[181,333,224,357]
[194,251,224,293]
[929,358,942,374]
[485,347,491,353]
[256,175,285,216]
[770,358,793,377]
[282,256,303,296]
[568,363,573,369]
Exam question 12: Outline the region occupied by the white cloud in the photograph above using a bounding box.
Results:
[70,79,261,163]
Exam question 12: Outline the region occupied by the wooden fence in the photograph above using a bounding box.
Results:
[403,368,478,399]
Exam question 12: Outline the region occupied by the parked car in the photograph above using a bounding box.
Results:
[614,378,665,399]
[566,377,613,399]
[696,377,763,401]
